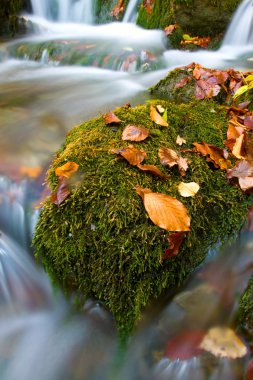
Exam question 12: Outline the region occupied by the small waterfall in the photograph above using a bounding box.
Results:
[123,0,141,23]
[222,0,253,46]
[30,0,94,24]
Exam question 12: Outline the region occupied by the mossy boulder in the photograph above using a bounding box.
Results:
[136,0,241,38]
[0,0,25,37]
[33,98,251,337]
[239,277,253,337]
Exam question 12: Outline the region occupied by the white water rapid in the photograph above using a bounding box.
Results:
[0,0,253,378]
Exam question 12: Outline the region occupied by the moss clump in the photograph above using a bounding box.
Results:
[0,0,24,37]
[238,277,253,336]
[137,0,175,30]
[33,99,251,337]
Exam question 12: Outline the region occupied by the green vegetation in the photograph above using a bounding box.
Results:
[0,0,24,36]
[33,97,251,338]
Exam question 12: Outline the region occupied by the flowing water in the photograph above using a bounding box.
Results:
[1,0,253,378]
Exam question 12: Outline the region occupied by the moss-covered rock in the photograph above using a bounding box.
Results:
[0,0,25,37]
[33,96,251,337]
[239,277,253,337]
[136,0,241,38]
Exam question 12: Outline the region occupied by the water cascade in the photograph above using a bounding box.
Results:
[0,0,253,378]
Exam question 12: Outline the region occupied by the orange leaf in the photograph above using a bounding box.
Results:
[51,177,70,205]
[104,111,122,125]
[137,164,169,179]
[159,147,179,167]
[135,186,190,231]
[111,0,124,18]
[150,105,168,127]
[122,125,149,141]
[143,0,154,14]
[112,144,147,166]
[232,134,246,159]
[193,142,230,170]
[163,232,185,260]
[55,161,79,178]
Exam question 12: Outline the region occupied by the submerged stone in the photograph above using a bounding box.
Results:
[33,98,251,337]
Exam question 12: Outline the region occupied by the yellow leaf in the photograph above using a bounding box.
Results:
[178,182,200,197]
[176,135,187,146]
[150,105,168,127]
[199,326,247,359]
[136,186,190,231]
[55,161,79,178]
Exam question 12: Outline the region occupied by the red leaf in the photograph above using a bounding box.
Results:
[165,330,205,360]
[51,177,70,205]
[104,111,122,125]
[163,232,184,260]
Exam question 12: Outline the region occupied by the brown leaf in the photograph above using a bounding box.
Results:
[227,160,253,179]
[104,111,122,125]
[159,147,179,167]
[178,182,200,197]
[174,76,191,89]
[244,116,253,129]
[150,104,168,127]
[199,326,247,359]
[51,177,70,205]
[137,164,169,179]
[55,161,79,178]
[135,187,191,231]
[111,144,147,166]
[239,177,253,191]
[232,134,246,159]
[163,232,185,260]
[193,142,230,170]
[227,123,244,140]
[122,125,149,141]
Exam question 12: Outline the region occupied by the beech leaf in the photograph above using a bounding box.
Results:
[150,105,168,127]
[232,134,246,159]
[112,145,147,166]
[176,135,187,145]
[178,182,200,197]
[135,186,191,231]
[159,147,179,167]
[122,125,149,141]
[199,326,247,359]
[239,177,253,191]
[163,232,185,260]
[55,161,79,178]
[137,164,169,179]
[51,177,70,205]
[104,111,122,125]
[227,160,253,179]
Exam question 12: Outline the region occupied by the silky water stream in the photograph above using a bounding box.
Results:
[0,0,253,379]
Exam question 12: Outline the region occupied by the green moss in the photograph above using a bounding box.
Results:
[33,99,251,337]
[0,0,24,36]
[238,277,253,336]
[137,0,175,30]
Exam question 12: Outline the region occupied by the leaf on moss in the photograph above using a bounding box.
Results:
[178,182,200,197]
[227,160,253,179]
[135,186,190,231]
[51,177,70,205]
[164,24,179,36]
[199,327,247,359]
[193,142,231,170]
[238,177,253,191]
[176,135,187,145]
[232,134,246,159]
[55,161,79,178]
[159,147,179,167]
[112,144,147,166]
[163,232,185,260]
[122,125,149,141]
[244,116,253,129]
[150,105,168,127]
[177,156,189,176]
[137,164,169,179]
[104,111,122,125]
[174,77,191,89]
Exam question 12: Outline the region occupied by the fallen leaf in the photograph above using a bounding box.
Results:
[163,232,185,260]
[164,24,179,36]
[176,135,187,145]
[159,147,179,167]
[199,326,247,359]
[178,182,200,197]
[135,186,190,231]
[51,177,70,205]
[232,134,246,159]
[174,76,191,89]
[156,104,165,113]
[150,104,168,127]
[104,111,122,125]
[55,161,79,178]
[122,125,149,141]
[177,156,189,176]
[239,177,253,191]
[137,164,169,179]
[227,160,253,179]
[244,116,253,129]
[112,145,147,166]
[165,330,205,360]
[193,142,230,170]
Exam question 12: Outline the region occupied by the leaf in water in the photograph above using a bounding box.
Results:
[178,182,200,197]
[163,232,185,260]
[227,159,253,179]
[137,164,169,179]
[199,326,247,359]
[104,111,122,125]
[51,177,70,205]
[112,145,147,166]
[159,147,179,167]
[150,105,168,127]
[176,135,187,145]
[122,125,149,141]
[55,161,79,178]
[135,186,191,231]
[165,330,205,360]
